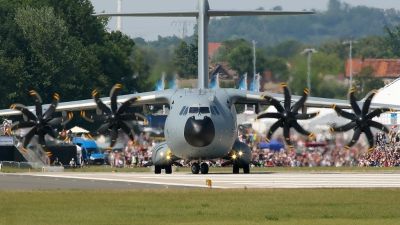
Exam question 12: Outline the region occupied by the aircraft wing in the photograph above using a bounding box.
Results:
[225,89,400,111]
[0,89,176,117]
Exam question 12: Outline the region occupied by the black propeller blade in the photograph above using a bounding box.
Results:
[10,92,73,155]
[255,83,318,148]
[81,84,145,152]
[330,88,393,152]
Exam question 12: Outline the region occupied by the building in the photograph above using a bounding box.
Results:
[346,56,400,84]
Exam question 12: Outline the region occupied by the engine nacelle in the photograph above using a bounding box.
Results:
[152,142,180,166]
[223,140,251,167]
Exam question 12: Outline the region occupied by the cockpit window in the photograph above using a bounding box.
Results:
[189,107,199,113]
[212,106,220,115]
[199,107,210,114]
[189,107,210,114]
[210,106,216,115]
[179,106,187,115]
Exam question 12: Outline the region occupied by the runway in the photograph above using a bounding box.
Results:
[2,172,400,190]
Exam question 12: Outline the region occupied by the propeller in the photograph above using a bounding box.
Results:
[80,84,146,151]
[10,91,73,155]
[255,83,318,148]
[330,88,393,152]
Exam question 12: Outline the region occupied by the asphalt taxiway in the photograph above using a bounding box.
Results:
[2,172,400,190]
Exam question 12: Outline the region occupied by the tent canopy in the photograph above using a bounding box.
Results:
[68,126,89,133]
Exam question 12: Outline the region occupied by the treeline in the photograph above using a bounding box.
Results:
[207,0,400,46]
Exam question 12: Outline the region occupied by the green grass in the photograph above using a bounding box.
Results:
[2,165,400,173]
[1,188,400,225]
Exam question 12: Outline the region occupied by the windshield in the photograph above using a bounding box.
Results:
[87,147,102,154]
[189,107,210,114]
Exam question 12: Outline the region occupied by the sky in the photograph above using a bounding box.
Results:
[91,0,400,41]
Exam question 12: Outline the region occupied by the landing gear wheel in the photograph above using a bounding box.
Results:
[165,165,172,174]
[154,166,161,174]
[200,163,209,174]
[233,165,239,174]
[191,163,200,174]
[243,165,250,174]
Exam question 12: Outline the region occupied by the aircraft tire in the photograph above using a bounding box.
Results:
[165,165,172,174]
[243,165,250,174]
[233,165,239,174]
[200,163,209,174]
[191,163,200,174]
[154,166,162,174]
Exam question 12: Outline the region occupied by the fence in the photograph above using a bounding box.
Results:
[0,161,40,169]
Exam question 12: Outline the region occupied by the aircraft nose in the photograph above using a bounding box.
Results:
[184,116,215,147]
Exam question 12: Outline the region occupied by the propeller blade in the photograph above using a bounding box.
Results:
[290,120,314,138]
[294,111,319,120]
[29,90,43,117]
[47,113,73,126]
[80,111,94,122]
[364,127,375,151]
[22,127,37,152]
[119,113,147,122]
[106,125,119,152]
[43,126,56,139]
[367,120,390,134]
[344,127,362,149]
[255,113,281,120]
[43,93,60,120]
[87,122,111,138]
[11,121,35,130]
[118,120,135,141]
[281,83,291,110]
[261,95,284,112]
[10,104,36,121]
[283,123,294,148]
[38,130,47,150]
[349,88,361,115]
[362,90,377,115]
[92,89,111,114]
[266,120,283,142]
[332,104,356,120]
[367,108,394,120]
[330,122,356,132]
[291,88,309,113]
[117,97,140,114]
[110,84,122,112]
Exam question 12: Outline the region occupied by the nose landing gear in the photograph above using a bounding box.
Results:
[191,159,209,174]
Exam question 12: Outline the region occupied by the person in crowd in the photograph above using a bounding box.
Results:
[69,158,76,168]
[76,153,83,169]
[52,157,62,166]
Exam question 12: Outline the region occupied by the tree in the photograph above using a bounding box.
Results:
[384,25,400,57]
[353,66,384,97]
[173,39,198,78]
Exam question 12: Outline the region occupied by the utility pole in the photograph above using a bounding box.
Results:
[343,38,357,91]
[300,48,317,96]
[117,0,122,31]
[252,40,257,76]
[171,20,196,39]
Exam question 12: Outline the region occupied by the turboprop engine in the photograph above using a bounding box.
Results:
[223,140,251,173]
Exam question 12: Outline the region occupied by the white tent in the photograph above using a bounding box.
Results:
[68,126,89,133]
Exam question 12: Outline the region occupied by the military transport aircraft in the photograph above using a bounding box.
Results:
[0,0,399,174]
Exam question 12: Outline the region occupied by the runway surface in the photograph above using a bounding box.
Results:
[2,172,400,190]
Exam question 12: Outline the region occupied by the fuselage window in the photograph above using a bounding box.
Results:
[213,106,220,115]
[179,106,187,115]
[210,106,216,115]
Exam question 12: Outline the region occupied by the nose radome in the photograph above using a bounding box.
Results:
[184,116,215,147]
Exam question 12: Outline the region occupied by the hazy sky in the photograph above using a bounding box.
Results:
[91,0,400,41]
